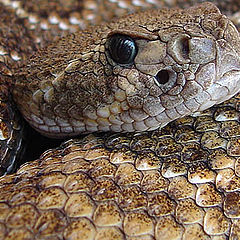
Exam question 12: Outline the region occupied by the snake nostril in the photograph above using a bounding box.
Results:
[181,37,189,59]
[155,69,170,85]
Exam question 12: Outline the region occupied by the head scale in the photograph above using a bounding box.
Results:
[14,2,240,137]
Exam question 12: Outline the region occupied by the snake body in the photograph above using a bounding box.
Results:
[0,0,240,239]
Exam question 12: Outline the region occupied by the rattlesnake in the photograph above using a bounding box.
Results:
[0,0,240,239]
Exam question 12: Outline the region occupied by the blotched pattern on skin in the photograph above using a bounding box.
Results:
[13,3,240,138]
[0,0,240,239]
[0,92,240,239]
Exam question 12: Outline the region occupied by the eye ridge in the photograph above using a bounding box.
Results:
[108,34,138,65]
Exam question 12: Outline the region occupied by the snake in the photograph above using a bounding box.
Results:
[0,0,240,239]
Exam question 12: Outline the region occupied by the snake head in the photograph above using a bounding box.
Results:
[13,2,240,137]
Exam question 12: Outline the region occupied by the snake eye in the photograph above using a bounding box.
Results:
[108,34,137,64]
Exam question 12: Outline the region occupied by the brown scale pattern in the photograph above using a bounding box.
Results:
[0,0,173,174]
[0,93,239,239]
[0,0,240,239]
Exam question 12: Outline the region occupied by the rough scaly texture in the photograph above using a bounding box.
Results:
[13,3,240,137]
[0,0,240,239]
[0,93,240,239]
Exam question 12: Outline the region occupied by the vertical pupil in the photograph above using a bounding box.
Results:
[118,39,131,61]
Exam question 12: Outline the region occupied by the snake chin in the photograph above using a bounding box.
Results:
[12,2,240,138]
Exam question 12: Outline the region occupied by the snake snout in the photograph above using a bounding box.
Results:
[214,21,240,99]
[12,3,240,138]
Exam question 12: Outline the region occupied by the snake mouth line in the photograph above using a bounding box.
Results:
[1,1,240,239]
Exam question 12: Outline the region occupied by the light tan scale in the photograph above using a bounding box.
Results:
[0,0,240,240]
[0,92,239,239]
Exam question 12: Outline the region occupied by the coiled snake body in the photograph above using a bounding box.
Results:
[0,0,240,239]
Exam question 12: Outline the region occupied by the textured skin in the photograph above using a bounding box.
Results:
[0,0,240,239]
[0,95,240,240]
[13,3,240,138]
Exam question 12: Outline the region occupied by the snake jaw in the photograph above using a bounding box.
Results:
[2,1,240,238]
[13,3,240,138]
